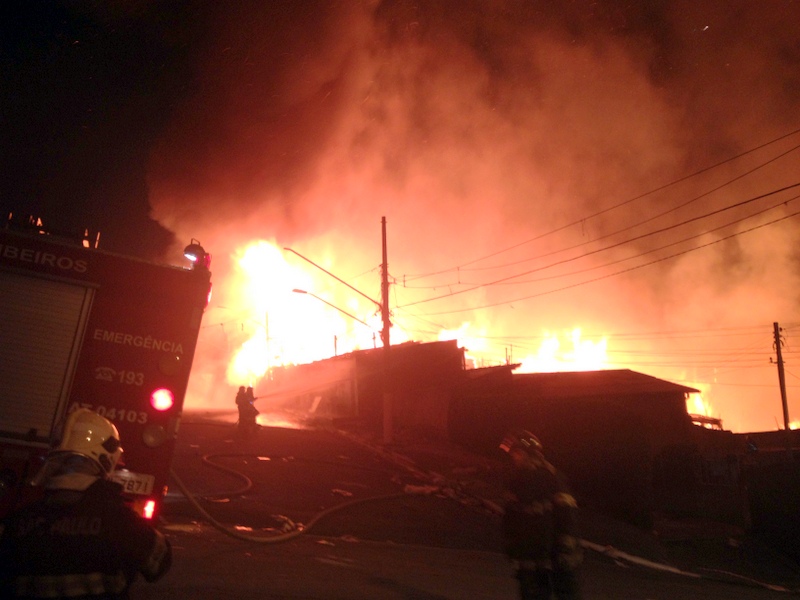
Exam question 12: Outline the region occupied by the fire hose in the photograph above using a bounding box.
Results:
[171,461,797,592]
[167,425,798,593]
[168,455,409,544]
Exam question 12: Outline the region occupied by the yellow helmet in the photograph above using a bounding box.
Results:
[54,408,123,475]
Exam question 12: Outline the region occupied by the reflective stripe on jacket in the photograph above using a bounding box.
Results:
[502,455,582,569]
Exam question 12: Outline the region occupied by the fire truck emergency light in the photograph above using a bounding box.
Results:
[183,239,211,270]
[129,497,158,520]
[150,388,174,411]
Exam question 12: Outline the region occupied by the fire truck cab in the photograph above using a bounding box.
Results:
[0,220,211,520]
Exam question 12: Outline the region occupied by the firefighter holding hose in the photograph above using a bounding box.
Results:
[235,385,259,437]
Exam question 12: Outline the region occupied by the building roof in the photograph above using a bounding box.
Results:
[511,369,699,399]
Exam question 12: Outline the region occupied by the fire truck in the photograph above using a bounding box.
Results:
[0,219,211,521]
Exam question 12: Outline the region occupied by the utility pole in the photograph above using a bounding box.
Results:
[283,220,394,443]
[381,216,393,444]
[380,216,391,350]
[773,322,793,459]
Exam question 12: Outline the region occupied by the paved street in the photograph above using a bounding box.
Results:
[133,412,799,599]
[140,526,518,600]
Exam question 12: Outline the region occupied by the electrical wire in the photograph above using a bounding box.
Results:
[411,191,800,289]
[411,205,800,315]
[401,127,800,282]
[397,182,800,307]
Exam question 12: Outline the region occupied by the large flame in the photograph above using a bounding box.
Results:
[686,387,719,428]
[209,255,620,392]
[518,328,609,373]
[186,238,780,436]
[184,234,794,438]
[148,4,799,436]
[216,239,392,386]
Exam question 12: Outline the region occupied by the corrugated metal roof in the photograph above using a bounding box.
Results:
[511,369,699,399]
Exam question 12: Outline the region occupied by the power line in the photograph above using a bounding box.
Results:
[401,126,800,282]
[456,141,800,278]
[408,189,799,290]
[400,186,800,314]
[506,191,800,286]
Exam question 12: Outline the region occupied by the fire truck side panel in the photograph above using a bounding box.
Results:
[0,229,210,519]
[0,271,93,443]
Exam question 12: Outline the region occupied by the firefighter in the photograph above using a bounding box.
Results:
[235,385,247,414]
[0,408,172,599]
[245,386,259,416]
[235,385,258,437]
[499,429,583,600]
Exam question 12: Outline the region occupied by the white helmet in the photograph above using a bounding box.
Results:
[53,408,123,475]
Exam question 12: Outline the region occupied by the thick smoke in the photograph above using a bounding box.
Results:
[146,1,800,431]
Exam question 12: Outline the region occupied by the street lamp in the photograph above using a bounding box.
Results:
[283,247,390,349]
[291,289,376,331]
[284,218,393,444]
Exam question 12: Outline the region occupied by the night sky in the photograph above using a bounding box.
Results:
[3,1,800,429]
[1,1,213,257]
[5,1,798,258]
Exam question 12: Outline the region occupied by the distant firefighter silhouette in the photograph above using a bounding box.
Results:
[500,430,583,600]
[235,386,259,437]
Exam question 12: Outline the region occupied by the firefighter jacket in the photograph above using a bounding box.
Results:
[502,454,583,571]
[235,392,258,421]
[0,478,171,599]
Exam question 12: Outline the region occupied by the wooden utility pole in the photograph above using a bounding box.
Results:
[773,322,793,459]
[380,216,391,350]
[381,216,393,444]
[773,322,791,430]
[283,232,393,442]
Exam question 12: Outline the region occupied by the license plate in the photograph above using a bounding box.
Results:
[111,470,155,495]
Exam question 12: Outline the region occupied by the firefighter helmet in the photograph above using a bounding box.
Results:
[53,408,123,475]
[499,429,543,456]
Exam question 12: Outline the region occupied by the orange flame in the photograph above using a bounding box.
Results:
[218,239,390,386]
[218,256,617,388]
[517,328,609,373]
[438,323,490,368]
[687,391,716,417]
[197,242,739,431]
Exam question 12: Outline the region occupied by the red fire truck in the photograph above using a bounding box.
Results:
[0,220,211,520]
